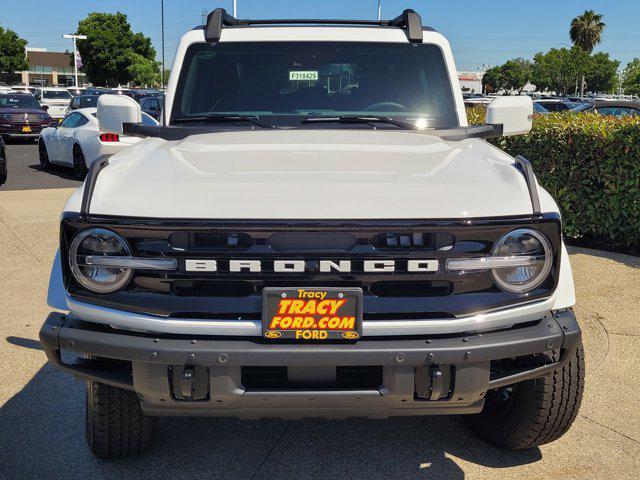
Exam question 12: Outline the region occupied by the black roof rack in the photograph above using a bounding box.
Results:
[204,8,424,43]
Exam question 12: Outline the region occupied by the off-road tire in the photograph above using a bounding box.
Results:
[73,144,88,180]
[0,153,7,185]
[38,140,51,170]
[85,381,158,459]
[465,340,585,450]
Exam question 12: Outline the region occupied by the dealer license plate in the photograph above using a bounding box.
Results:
[262,287,363,341]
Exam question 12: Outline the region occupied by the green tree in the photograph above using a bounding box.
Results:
[622,58,640,96]
[531,47,588,95]
[584,52,619,93]
[127,53,161,88]
[75,12,157,86]
[570,10,606,96]
[500,58,532,94]
[570,10,606,53]
[0,26,28,74]
[482,66,505,94]
[131,32,156,60]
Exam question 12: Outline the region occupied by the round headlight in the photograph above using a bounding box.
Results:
[69,228,132,293]
[491,228,552,294]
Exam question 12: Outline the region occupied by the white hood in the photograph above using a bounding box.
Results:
[71,130,553,219]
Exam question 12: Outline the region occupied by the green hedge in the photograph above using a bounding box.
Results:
[467,106,640,250]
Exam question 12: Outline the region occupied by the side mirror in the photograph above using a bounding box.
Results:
[97,94,141,135]
[42,105,49,111]
[486,96,533,136]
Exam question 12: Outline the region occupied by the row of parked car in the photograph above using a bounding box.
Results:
[464,93,640,118]
[0,85,163,183]
[0,85,163,123]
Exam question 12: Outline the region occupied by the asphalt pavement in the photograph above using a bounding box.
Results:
[1,142,83,191]
[0,187,639,479]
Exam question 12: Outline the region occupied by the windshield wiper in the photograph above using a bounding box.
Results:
[301,115,419,130]
[173,114,277,129]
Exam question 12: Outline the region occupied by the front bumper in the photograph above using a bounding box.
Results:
[0,124,47,137]
[40,310,581,419]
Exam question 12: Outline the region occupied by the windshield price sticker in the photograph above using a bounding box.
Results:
[289,71,319,81]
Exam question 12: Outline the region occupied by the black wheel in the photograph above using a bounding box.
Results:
[38,140,51,170]
[465,340,585,450]
[73,144,88,179]
[0,155,6,185]
[85,381,158,459]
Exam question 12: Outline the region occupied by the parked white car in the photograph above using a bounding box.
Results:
[34,87,73,121]
[38,107,158,179]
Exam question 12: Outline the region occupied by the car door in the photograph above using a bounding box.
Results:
[55,112,81,165]
[45,114,73,163]
[61,112,91,164]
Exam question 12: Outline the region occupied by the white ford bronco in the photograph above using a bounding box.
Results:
[40,8,584,459]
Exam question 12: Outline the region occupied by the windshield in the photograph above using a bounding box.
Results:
[79,96,99,108]
[172,42,458,128]
[42,90,72,100]
[0,94,42,109]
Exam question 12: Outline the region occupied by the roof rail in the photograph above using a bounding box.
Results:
[204,8,423,43]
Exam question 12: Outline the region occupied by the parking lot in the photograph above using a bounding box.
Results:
[1,142,82,191]
[0,144,638,479]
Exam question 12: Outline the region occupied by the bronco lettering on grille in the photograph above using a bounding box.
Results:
[184,259,439,273]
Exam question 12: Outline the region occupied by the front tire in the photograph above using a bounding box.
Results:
[465,340,585,450]
[73,144,88,179]
[85,382,158,459]
[38,140,51,170]
[0,157,7,185]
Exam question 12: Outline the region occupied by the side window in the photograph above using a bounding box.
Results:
[75,114,89,127]
[141,112,159,126]
[597,107,640,117]
[60,113,79,128]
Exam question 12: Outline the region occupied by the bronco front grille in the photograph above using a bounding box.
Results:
[61,214,562,320]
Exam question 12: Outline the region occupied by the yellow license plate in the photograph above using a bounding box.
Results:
[22,126,31,133]
[262,287,363,341]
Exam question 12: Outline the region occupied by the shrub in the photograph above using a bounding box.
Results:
[466,107,640,250]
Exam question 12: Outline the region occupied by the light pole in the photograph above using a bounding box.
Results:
[233,0,237,16]
[62,34,87,87]
[377,0,381,21]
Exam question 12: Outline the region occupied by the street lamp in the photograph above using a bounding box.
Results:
[62,34,87,88]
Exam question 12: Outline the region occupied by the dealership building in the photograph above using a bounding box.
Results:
[0,48,86,87]
[458,71,484,94]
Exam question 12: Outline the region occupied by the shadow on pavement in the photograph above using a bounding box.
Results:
[0,365,542,480]
[28,163,79,182]
[1,137,38,145]
[6,336,43,351]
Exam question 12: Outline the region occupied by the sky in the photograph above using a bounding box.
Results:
[1,0,639,71]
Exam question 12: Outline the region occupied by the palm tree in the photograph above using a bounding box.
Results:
[570,10,606,53]
[570,10,606,97]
